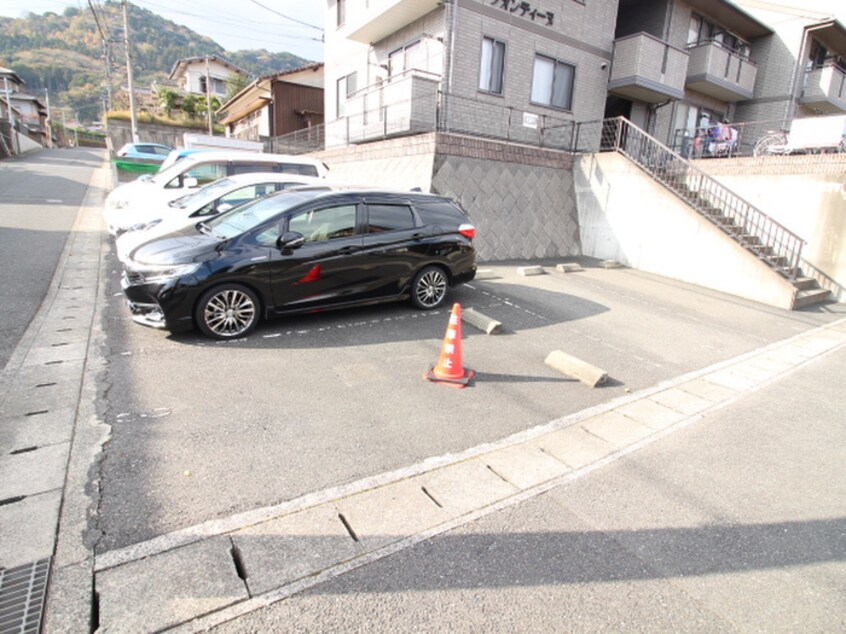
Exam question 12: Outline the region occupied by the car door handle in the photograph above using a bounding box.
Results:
[412,232,426,240]
[338,246,360,254]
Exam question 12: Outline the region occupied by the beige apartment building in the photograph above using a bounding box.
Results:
[316,0,843,305]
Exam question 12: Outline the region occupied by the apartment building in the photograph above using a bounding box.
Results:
[324,0,618,149]
[606,0,772,153]
[732,2,846,123]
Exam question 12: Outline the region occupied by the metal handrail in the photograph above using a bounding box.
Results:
[595,117,804,280]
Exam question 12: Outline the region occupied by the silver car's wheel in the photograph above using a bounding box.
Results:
[196,284,259,339]
[411,266,448,310]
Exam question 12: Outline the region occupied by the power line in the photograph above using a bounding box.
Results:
[246,0,322,32]
[134,0,323,40]
[86,0,108,41]
[155,0,321,31]
[128,0,324,47]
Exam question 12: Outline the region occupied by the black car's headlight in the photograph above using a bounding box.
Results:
[126,262,201,283]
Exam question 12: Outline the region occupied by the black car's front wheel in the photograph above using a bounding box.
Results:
[410,265,449,310]
[195,284,260,339]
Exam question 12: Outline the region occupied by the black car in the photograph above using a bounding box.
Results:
[121,188,477,339]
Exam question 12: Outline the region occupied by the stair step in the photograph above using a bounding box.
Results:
[792,276,819,291]
[793,288,832,309]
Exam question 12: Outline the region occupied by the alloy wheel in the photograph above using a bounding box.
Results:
[203,289,257,338]
[415,268,447,309]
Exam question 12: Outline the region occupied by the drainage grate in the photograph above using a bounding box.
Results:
[0,558,50,634]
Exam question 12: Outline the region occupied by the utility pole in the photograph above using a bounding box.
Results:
[3,76,18,155]
[205,56,213,136]
[61,108,68,147]
[44,88,52,149]
[122,0,139,142]
[103,38,113,113]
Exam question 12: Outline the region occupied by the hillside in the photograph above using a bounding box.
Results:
[0,2,314,122]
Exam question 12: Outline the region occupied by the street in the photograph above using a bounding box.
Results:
[0,150,844,632]
[0,148,103,369]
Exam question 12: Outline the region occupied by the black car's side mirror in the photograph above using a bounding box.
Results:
[277,231,305,251]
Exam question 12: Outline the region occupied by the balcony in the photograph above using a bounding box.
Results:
[326,71,440,148]
[686,41,757,101]
[608,33,689,103]
[343,0,441,44]
[801,64,846,114]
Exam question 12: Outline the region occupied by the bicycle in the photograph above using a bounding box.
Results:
[752,130,788,156]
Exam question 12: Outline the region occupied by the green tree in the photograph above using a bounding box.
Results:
[181,93,199,117]
[225,72,249,103]
[158,87,179,117]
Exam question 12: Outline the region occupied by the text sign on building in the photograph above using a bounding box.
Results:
[523,112,539,129]
[490,0,554,27]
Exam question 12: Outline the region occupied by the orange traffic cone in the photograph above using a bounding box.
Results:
[425,303,474,388]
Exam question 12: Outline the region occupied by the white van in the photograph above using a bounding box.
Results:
[105,151,328,212]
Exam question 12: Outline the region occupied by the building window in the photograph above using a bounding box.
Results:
[337,0,345,28]
[688,13,749,58]
[388,41,423,77]
[530,55,574,111]
[200,76,226,95]
[479,37,506,95]
[336,71,357,118]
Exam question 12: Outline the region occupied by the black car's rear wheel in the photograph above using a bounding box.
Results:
[195,284,260,339]
[411,265,449,310]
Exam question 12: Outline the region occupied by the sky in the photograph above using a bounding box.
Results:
[0,0,325,61]
[734,0,846,21]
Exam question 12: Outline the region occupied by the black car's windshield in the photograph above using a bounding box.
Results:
[206,189,325,239]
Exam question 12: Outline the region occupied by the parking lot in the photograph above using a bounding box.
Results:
[97,247,843,554]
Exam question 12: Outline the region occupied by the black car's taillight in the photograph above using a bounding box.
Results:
[458,224,476,240]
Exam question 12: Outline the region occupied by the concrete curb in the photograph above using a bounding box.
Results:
[35,161,112,633]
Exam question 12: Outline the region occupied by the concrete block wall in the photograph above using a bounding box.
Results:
[431,134,580,261]
[314,132,581,262]
[105,119,206,153]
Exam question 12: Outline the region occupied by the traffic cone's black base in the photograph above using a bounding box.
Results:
[425,367,475,388]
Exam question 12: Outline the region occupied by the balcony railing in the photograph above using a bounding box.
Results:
[686,41,757,101]
[608,32,689,103]
[801,63,846,114]
[574,117,805,280]
[319,71,579,150]
[325,71,440,147]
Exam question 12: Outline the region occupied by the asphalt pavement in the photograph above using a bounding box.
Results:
[0,150,843,633]
[212,343,846,633]
[0,148,104,369]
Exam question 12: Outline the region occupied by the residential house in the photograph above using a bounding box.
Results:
[167,56,249,100]
[1,65,48,149]
[217,64,324,142]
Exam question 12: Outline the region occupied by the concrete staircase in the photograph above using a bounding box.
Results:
[601,118,831,310]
